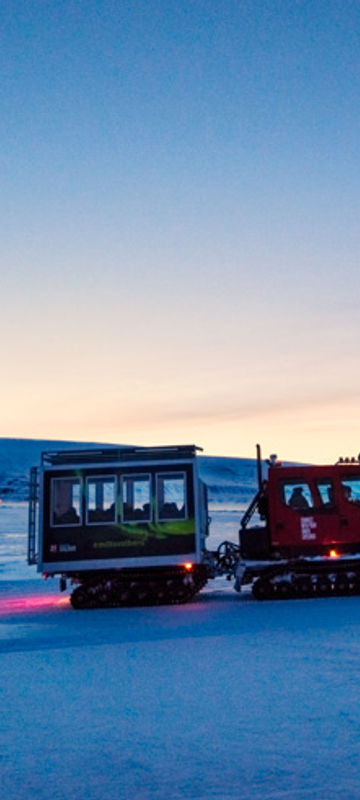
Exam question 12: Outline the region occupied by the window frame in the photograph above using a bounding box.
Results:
[156,471,188,522]
[280,480,315,511]
[120,473,152,524]
[315,479,335,508]
[50,476,83,528]
[85,474,117,526]
[341,476,360,504]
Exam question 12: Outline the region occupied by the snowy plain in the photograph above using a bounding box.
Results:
[2,501,360,800]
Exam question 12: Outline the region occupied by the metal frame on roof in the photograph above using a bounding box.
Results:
[41,444,203,466]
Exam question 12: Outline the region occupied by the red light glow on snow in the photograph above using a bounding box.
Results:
[0,593,70,616]
[329,549,339,559]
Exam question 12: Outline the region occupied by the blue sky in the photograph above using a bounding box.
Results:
[2,0,360,461]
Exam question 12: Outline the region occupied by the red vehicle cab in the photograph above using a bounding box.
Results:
[241,462,360,559]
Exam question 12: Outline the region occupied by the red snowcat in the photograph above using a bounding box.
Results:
[237,446,360,599]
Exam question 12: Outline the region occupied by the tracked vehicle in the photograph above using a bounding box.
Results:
[28,443,360,606]
[237,446,360,599]
[28,445,209,608]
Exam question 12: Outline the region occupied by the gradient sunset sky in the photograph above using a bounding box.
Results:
[2,0,360,462]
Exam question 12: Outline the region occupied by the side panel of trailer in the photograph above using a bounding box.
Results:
[38,454,205,574]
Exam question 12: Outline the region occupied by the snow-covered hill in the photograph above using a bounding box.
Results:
[0,438,117,500]
[199,455,259,505]
[0,438,259,504]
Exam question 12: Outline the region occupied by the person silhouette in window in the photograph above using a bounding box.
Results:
[289,487,310,510]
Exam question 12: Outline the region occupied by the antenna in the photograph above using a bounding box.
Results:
[256,443,263,491]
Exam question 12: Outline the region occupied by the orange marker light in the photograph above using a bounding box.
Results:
[329,549,339,559]
[184,563,193,571]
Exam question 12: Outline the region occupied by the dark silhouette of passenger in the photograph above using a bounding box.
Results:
[88,504,115,523]
[54,506,79,525]
[159,502,184,519]
[123,502,134,521]
[289,487,310,510]
[123,502,150,521]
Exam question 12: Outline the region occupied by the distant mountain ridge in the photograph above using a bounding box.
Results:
[0,438,259,504]
[0,438,118,500]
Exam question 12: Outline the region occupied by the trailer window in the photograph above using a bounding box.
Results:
[157,473,187,520]
[316,481,335,507]
[341,478,360,504]
[86,476,116,524]
[122,475,151,522]
[282,482,314,510]
[51,478,82,526]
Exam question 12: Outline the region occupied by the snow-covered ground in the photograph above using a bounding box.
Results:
[2,503,360,800]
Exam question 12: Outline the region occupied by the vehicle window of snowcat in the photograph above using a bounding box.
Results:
[86,477,116,524]
[157,473,187,520]
[282,482,314,510]
[51,478,82,526]
[316,481,335,507]
[122,475,151,522]
[341,478,360,504]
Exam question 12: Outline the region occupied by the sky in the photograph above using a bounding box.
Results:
[2,0,360,463]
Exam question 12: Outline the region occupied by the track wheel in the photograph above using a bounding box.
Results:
[176,580,195,604]
[348,573,360,594]
[333,574,350,595]
[71,585,91,609]
[136,584,151,603]
[276,580,294,599]
[163,578,179,603]
[96,589,111,606]
[252,578,274,600]
[295,576,313,597]
[147,581,165,604]
[316,576,332,596]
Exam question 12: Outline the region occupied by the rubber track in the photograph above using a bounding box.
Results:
[252,569,360,600]
[70,570,208,609]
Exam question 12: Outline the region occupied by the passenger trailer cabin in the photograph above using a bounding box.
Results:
[29,445,209,607]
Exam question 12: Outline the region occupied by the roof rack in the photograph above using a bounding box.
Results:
[41,444,202,466]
